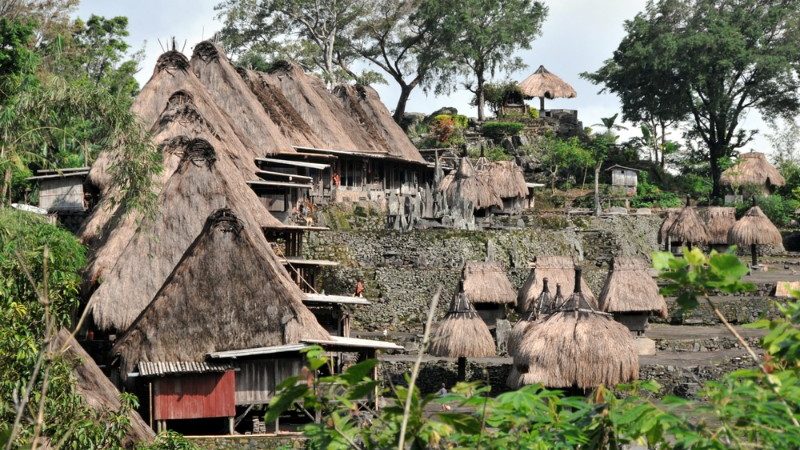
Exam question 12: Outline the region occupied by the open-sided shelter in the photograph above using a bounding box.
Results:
[518,65,577,112]
[728,202,784,267]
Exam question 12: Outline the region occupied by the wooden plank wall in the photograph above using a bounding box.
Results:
[39,178,84,211]
[234,358,304,405]
[153,371,235,420]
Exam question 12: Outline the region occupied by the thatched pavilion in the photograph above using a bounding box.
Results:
[599,257,668,337]
[667,198,709,250]
[507,278,562,357]
[517,256,596,313]
[518,65,577,112]
[460,261,516,326]
[429,292,496,381]
[511,268,638,390]
[728,202,784,267]
[721,151,786,195]
[701,207,736,250]
[441,157,503,213]
[658,210,680,250]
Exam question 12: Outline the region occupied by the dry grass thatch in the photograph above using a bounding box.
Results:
[512,271,638,389]
[477,161,528,200]
[658,210,680,244]
[518,65,577,100]
[599,257,667,317]
[52,329,154,445]
[507,278,560,357]
[113,209,329,376]
[668,206,709,244]
[441,158,503,210]
[517,256,595,313]
[428,293,496,358]
[721,152,786,188]
[728,205,783,246]
[461,261,516,305]
[700,207,736,245]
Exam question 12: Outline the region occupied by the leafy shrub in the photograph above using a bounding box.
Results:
[735,195,799,227]
[528,108,540,119]
[467,146,512,161]
[631,173,683,208]
[481,81,524,115]
[481,121,524,141]
[435,114,468,129]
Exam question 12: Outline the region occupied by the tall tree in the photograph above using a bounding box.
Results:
[585,0,800,201]
[350,0,453,123]
[437,0,548,121]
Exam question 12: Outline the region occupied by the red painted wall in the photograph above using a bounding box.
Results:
[153,370,235,420]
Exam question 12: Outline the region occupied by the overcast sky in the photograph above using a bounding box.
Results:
[77,0,774,153]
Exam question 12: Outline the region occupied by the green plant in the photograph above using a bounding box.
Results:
[631,173,682,208]
[734,195,799,227]
[139,431,199,450]
[528,108,539,119]
[480,121,524,141]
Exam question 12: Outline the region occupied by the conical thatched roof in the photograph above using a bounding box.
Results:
[89,137,282,332]
[52,329,154,446]
[599,257,667,317]
[657,210,680,245]
[517,256,596,313]
[428,293,495,358]
[668,203,709,244]
[478,161,528,200]
[700,207,736,245]
[721,152,785,188]
[440,157,503,210]
[114,209,329,376]
[461,261,516,305]
[512,269,638,389]
[508,279,561,357]
[518,65,577,100]
[728,205,783,246]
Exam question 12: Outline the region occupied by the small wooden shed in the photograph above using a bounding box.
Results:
[28,168,89,212]
[606,165,639,197]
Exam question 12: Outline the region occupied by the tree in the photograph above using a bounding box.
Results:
[437,0,548,121]
[539,136,593,193]
[350,0,453,123]
[767,117,800,166]
[586,132,616,216]
[216,0,370,85]
[585,0,800,201]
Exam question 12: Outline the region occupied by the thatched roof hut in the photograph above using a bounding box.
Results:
[721,151,785,190]
[441,157,503,211]
[518,65,577,110]
[428,293,495,358]
[114,209,329,376]
[701,207,736,245]
[478,161,529,201]
[599,257,667,318]
[461,261,516,305]
[52,329,154,446]
[667,200,709,245]
[511,268,638,389]
[728,205,783,247]
[658,210,680,245]
[507,279,562,357]
[517,256,596,313]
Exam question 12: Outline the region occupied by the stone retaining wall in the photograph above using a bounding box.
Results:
[189,435,304,450]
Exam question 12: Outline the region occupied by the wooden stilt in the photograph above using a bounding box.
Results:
[457,356,467,382]
[228,416,234,435]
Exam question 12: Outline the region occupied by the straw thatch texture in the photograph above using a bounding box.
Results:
[461,261,516,305]
[478,161,528,200]
[507,279,560,357]
[89,136,281,332]
[728,205,783,246]
[52,329,154,445]
[668,206,709,244]
[701,207,736,245]
[441,158,503,210]
[517,256,595,313]
[428,293,495,358]
[114,209,329,376]
[518,65,577,100]
[599,257,667,317]
[657,210,679,244]
[721,152,785,188]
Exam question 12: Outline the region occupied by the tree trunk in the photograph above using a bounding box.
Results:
[709,144,724,203]
[551,166,558,194]
[393,84,414,125]
[476,72,486,122]
[594,164,601,217]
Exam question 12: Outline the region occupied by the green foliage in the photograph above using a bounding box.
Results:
[480,121,525,141]
[138,431,200,450]
[631,172,682,208]
[481,80,524,116]
[528,108,539,119]
[734,195,799,227]
[468,146,512,162]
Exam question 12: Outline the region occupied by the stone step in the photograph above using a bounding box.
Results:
[646,324,765,352]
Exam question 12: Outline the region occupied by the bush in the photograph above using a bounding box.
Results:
[467,146,512,161]
[528,108,540,119]
[481,121,525,141]
[631,173,683,208]
[735,195,799,227]
[435,114,468,129]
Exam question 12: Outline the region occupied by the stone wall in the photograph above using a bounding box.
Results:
[188,435,304,450]
[305,215,663,332]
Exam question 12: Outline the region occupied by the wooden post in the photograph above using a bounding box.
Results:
[371,350,380,410]
[539,96,545,112]
[457,356,467,382]
[148,382,153,429]
[751,243,758,268]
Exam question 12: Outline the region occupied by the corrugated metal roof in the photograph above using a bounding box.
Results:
[256,157,329,170]
[137,361,232,377]
[303,293,371,305]
[303,336,403,351]
[207,343,308,359]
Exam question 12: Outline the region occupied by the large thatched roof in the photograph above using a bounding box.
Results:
[461,261,516,305]
[478,161,529,200]
[721,152,785,188]
[599,257,667,317]
[114,209,329,376]
[512,269,638,389]
[52,329,154,446]
[658,210,680,244]
[517,256,595,313]
[668,204,709,244]
[700,207,736,245]
[518,65,577,100]
[728,205,783,246]
[441,157,503,210]
[428,293,495,358]
[507,278,560,357]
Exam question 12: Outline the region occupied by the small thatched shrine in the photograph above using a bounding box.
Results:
[721,151,786,195]
[667,198,709,250]
[517,256,596,313]
[599,257,668,337]
[518,65,577,112]
[511,268,638,390]
[728,202,784,267]
[507,279,562,357]
[658,209,680,250]
[700,207,736,250]
[429,292,495,380]
[439,157,532,219]
[460,261,516,326]
[441,157,503,213]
